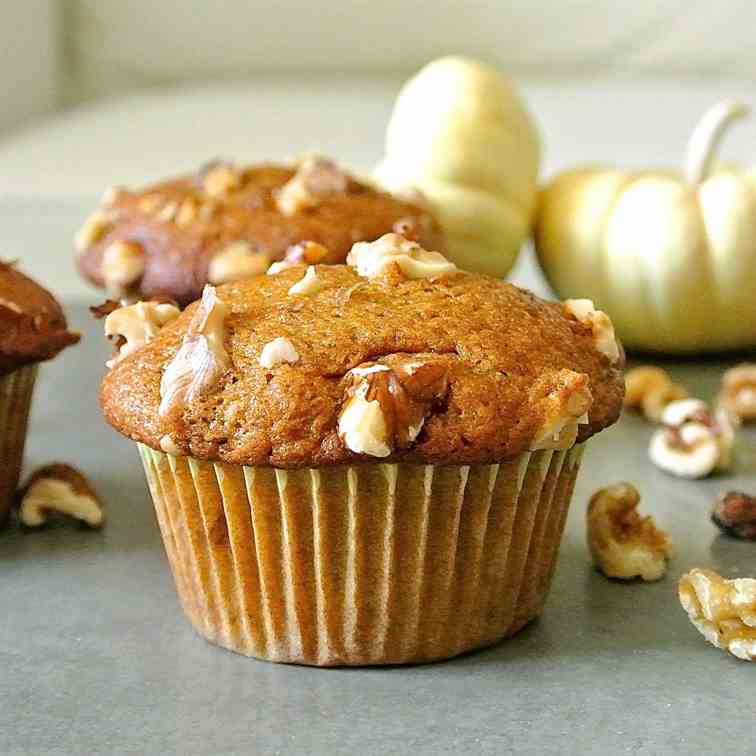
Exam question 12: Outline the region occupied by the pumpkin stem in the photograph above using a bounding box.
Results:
[684,100,749,185]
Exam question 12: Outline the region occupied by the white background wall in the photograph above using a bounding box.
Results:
[0,2,59,133]
[4,0,756,136]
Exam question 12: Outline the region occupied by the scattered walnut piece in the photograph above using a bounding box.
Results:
[347,233,456,281]
[101,240,145,298]
[711,491,756,541]
[259,337,299,368]
[649,398,735,479]
[103,300,181,367]
[338,359,449,457]
[532,369,593,451]
[268,241,330,275]
[275,156,348,215]
[624,366,689,422]
[563,299,621,364]
[587,483,672,581]
[288,265,326,296]
[208,241,270,285]
[679,568,756,661]
[74,211,112,251]
[16,464,104,528]
[159,285,231,416]
[717,364,756,422]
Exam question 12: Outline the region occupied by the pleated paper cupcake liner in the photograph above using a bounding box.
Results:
[138,443,585,666]
[0,365,38,525]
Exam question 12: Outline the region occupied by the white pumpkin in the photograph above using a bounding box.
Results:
[374,56,540,278]
[535,101,756,354]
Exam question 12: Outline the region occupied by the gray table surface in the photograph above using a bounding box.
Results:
[2,305,756,756]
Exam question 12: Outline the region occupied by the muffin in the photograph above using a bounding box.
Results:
[99,233,624,665]
[76,157,440,307]
[0,262,80,525]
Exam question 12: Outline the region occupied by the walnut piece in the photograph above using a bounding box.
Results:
[624,365,689,422]
[275,156,348,215]
[679,568,756,661]
[203,163,241,198]
[174,197,198,227]
[101,185,125,206]
[138,193,164,214]
[587,482,672,581]
[711,491,756,540]
[392,213,433,242]
[268,241,330,275]
[101,240,145,298]
[288,265,326,296]
[649,398,735,479]
[208,241,270,285]
[74,211,112,251]
[717,364,756,422]
[103,300,180,367]
[563,299,621,364]
[532,369,593,451]
[159,435,183,455]
[259,336,299,368]
[159,285,231,416]
[337,359,449,457]
[17,464,104,528]
[346,233,457,280]
[286,240,330,264]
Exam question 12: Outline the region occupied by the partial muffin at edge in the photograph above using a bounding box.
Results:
[0,261,80,375]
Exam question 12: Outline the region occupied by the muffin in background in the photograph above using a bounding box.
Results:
[76,156,441,307]
[0,262,80,525]
[99,234,623,665]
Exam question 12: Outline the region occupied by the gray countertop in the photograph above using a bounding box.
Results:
[2,305,756,756]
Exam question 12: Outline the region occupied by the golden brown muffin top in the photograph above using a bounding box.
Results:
[0,262,80,375]
[100,235,624,467]
[76,159,441,307]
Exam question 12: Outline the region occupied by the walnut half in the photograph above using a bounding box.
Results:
[337,359,449,457]
[649,399,735,479]
[16,464,104,528]
[586,483,673,581]
[679,568,756,662]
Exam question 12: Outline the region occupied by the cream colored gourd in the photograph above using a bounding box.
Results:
[535,101,756,354]
[375,56,540,278]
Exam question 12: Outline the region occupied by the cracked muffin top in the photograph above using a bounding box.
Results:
[0,262,80,376]
[100,234,624,467]
[76,157,441,307]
